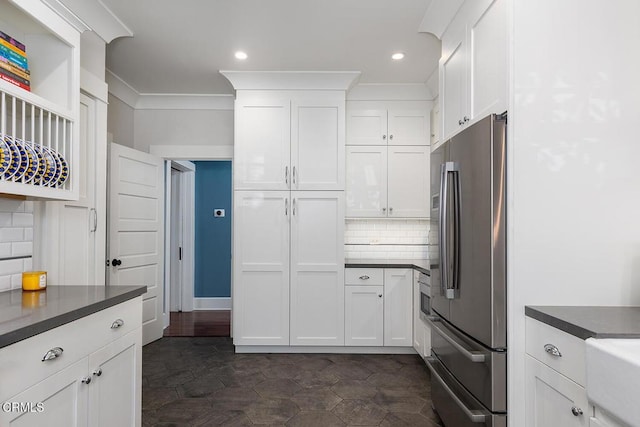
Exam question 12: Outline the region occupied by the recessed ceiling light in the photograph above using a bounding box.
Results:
[391,52,405,60]
[235,51,248,60]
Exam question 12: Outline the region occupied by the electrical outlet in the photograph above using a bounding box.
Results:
[214,209,225,217]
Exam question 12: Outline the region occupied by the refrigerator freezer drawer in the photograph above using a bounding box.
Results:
[426,356,507,427]
[429,315,507,412]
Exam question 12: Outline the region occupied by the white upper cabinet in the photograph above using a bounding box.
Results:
[0,0,81,200]
[346,101,430,146]
[234,91,345,191]
[439,0,507,141]
[345,145,387,218]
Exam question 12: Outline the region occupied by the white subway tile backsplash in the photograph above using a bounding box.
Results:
[0,228,24,243]
[0,259,25,276]
[345,219,431,261]
[11,241,32,257]
[0,276,10,292]
[0,243,11,258]
[0,213,12,227]
[12,212,33,227]
[0,198,35,293]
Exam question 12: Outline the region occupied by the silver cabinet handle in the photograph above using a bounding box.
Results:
[458,119,464,125]
[111,319,124,329]
[42,347,63,362]
[389,134,393,140]
[292,166,297,186]
[293,198,296,216]
[427,317,486,363]
[378,294,383,298]
[389,207,393,214]
[544,343,562,357]
[285,166,289,186]
[82,376,92,385]
[93,368,102,377]
[90,208,97,232]
[382,207,386,213]
[359,275,370,280]
[571,407,583,416]
[382,134,387,140]
[463,116,469,122]
[425,357,488,423]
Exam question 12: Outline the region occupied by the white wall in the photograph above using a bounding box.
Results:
[107,93,135,148]
[508,0,640,423]
[133,109,233,153]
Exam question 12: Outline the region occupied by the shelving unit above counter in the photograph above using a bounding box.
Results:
[0,0,80,200]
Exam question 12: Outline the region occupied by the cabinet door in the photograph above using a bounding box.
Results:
[525,355,590,427]
[290,191,345,345]
[291,98,344,190]
[412,274,423,354]
[387,109,430,146]
[440,38,467,141]
[0,358,88,427]
[233,191,290,345]
[387,146,430,218]
[384,269,413,347]
[345,146,387,218]
[346,109,387,145]
[234,97,290,190]
[469,0,507,122]
[88,329,141,427]
[430,102,441,146]
[345,285,384,346]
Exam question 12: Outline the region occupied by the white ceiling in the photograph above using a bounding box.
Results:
[101,0,441,95]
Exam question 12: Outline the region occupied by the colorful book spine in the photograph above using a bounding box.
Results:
[0,59,29,80]
[0,30,26,53]
[0,55,28,75]
[0,73,30,91]
[0,37,25,58]
[0,67,29,86]
[0,44,28,69]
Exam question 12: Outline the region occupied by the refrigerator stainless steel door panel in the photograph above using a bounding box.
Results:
[429,142,449,320]
[430,114,507,350]
[426,356,507,427]
[429,315,507,412]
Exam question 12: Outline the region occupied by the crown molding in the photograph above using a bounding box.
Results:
[43,0,132,41]
[220,71,361,91]
[347,83,433,101]
[418,0,464,39]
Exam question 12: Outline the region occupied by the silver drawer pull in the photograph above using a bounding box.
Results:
[81,376,92,385]
[571,406,583,416]
[93,368,102,377]
[359,275,370,280]
[111,319,125,329]
[427,317,486,363]
[544,343,562,357]
[42,347,64,362]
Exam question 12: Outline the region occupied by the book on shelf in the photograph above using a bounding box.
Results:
[0,67,29,86]
[0,30,26,53]
[0,59,29,80]
[0,55,28,75]
[0,73,30,91]
[0,44,28,70]
[0,37,25,58]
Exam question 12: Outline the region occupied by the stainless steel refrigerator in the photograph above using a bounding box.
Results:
[426,113,507,427]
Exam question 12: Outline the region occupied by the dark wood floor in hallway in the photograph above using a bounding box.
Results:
[164,311,231,337]
[142,337,444,426]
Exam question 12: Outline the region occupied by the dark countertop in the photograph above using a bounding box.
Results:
[0,285,147,349]
[526,306,640,340]
[346,259,430,275]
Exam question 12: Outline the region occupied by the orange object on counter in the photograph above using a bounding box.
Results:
[22,271,47,291]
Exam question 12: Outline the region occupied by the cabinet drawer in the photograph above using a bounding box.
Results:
[526,317,586,386]
[0,297,142,401]
[345,268,384,285]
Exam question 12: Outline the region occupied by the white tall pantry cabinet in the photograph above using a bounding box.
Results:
[225,73,357,348]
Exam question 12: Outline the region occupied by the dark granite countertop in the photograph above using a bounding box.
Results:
[0,285,147,349]
[526,306,640,340]
[345,259,430,275]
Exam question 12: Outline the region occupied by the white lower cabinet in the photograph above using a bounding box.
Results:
[233,190,344,346]
[344,268,413,347]
[344,285,384,346]
[0,298,142,427]
[526,318,592,427]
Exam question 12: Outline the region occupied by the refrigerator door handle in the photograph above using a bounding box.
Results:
[427,317,487,363]
[440,161,459,300]
[425,357,488,423]
[452,166,461,295]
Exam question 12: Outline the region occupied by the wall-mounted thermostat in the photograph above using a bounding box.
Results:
[214,209,225,217]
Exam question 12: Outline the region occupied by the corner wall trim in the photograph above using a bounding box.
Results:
[194,297,231,310]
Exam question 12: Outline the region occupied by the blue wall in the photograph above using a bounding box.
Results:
[194,161,232,298]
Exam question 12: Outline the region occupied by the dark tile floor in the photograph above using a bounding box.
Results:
[142,337,444,426]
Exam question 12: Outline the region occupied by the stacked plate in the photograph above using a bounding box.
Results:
[0,134,69,187]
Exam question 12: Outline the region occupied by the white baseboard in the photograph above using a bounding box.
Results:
[235,345,417,354]
[193,297,231,310]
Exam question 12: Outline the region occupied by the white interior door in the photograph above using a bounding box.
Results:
[108,143,164,345]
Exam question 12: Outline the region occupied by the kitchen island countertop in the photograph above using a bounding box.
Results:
[345,259,430,275]
[0,285,147,349]
[526,305,640,340]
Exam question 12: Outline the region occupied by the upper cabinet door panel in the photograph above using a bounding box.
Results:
[387,109,430,146]
[387,146,430,218]
[291,99,345,190]
[234,99,291,190]
[440,39,467,141]
[346,146,387,218]
[346,109,387,145]
[470,0,507,121]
